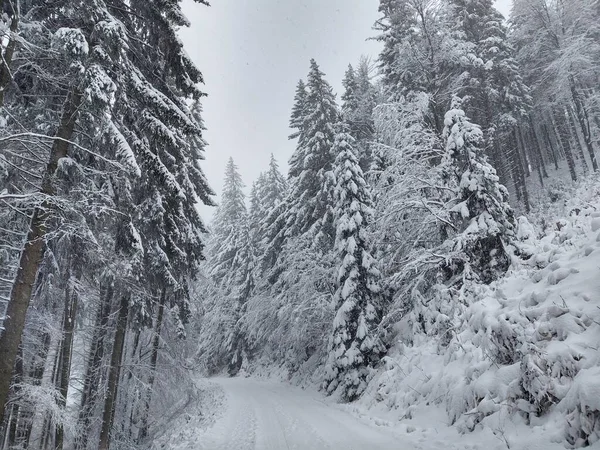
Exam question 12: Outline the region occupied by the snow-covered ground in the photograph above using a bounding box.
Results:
[155,376,458,449]
[156,178,600,450]
[353,177,600,449]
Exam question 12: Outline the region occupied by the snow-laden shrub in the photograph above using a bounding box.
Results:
[361,178,600,447]
[563,368,600,447]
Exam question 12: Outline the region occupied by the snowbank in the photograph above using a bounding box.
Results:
[357,176,600,448]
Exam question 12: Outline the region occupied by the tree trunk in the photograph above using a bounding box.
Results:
[55,271,81,450]
[566,105,589,174]
[570,77,598,171]
[541,122,560,171]
[551,109,577,182]
[3,345,23,449]
[98,294,130,450]
[75,282,113,450]
[0,89,83,425]
[529,117,548,179]
[125,327,142,439]
[138,288,167,443]
[0,5,19,106]
[512,130,530,213]
[17,329,51,449]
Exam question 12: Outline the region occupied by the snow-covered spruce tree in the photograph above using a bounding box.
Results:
[0,0,133,428]
[248,173,268,241]
[286,59,339,238]
[447,0,531,122]
[289,79,308,143]
[341,58,377,171]
[447,0,532,201]
[225,216,256,376]
[441,96,515,285]
[511,0,600,174]
[263,154,287,214]
[202,158,255,374]
[247,61,340,372]
[250,156,287,265]
[375,0,453,133]
[208,157,247,289]
[261,59,339,282]
[324,126,385,402]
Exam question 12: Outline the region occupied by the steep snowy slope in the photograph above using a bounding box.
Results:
[357,177,600,448]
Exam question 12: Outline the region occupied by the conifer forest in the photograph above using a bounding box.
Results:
[1,0,600,449]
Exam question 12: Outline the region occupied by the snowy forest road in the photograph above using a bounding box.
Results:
[191,377,411,450]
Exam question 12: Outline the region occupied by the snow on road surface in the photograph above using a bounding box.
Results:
[165,376,424,450]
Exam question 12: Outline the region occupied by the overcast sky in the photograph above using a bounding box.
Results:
[180,0,513,214]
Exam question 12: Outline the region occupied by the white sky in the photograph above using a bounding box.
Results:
[179,0,513,213]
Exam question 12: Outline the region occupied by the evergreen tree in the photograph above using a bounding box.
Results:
[286,59,339,238]
[289,79,308,143]
[253,155,287,255]
[375,0,452,132]
[341,64,359,117]
[511,0,600,173]
[324,126,385,402]
[441,96,515,284]
[249,173,268,234]
[261,60,339,282]
[342,58,377,171]
[209,157,247,290]
[447,0,531,129]
[264,153,287,209]
[226,215,256,375]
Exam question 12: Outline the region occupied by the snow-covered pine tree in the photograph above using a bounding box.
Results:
[324,125,385,402]
[447,0,532,198]
[264,153,287,211]
[511,0,600,174]
[441,96,515,285]
[342,58,377,171]
[249,173,268,237]
[341,64,359,118]
[261,60,339,283]
[375,0,451,132]
[226,215,256,376]
[286,59,339,239]
[208,157,247,289]
[289,79,308,143]
[252,155,287,254]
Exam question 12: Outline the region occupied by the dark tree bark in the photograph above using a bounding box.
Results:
[99,294,130,450]
[138,288,167,443]
[570,77,598,171]
[529,117,548,179]
[551,109,577,182]
[0,89,83,425]
[75,282,114,450]
[3,345,23,448]
[512,130,530,213]
[566,105,589,174]
[55,270,81,450]
[541,121,560,171]
[0,3,19,106]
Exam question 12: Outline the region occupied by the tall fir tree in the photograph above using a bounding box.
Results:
[208,157,247,290]
[289,79,308,143]
[286,59,339,238]
[375,0,452,132]
[324,126,385,402]
[441,96,515,285]
[341,58,377,171]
